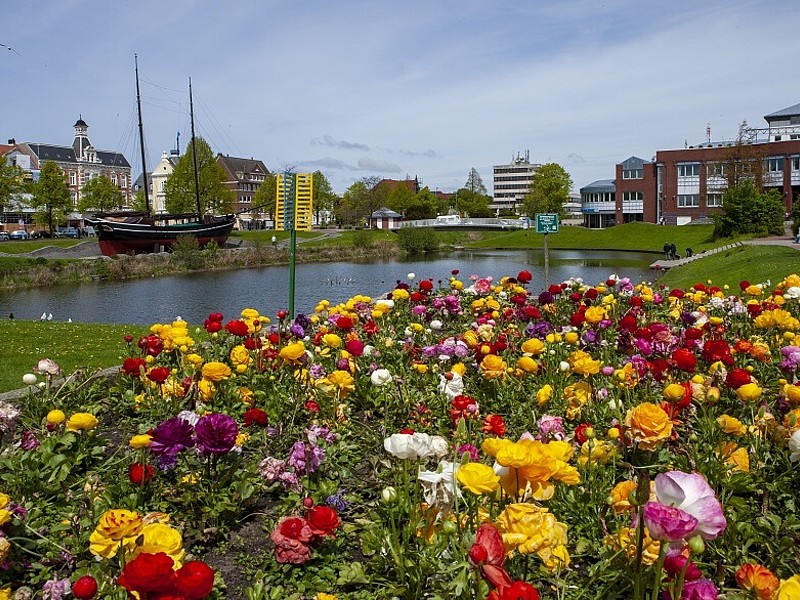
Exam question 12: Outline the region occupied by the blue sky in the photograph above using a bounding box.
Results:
[2,1,799,194]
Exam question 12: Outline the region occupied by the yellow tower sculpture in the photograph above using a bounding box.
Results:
[275,172,313,231]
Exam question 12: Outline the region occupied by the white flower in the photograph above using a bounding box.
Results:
[790,430,800,462]
[375,299,395,310]
[384,432,449,460]
[559,361,570,372]
[22,374,37,385]
[417,460,460,510]
[438,372,464,400]
[370,368,393,387]
[407,272,416,280]
[429,319,443,331]
[34,358,62,376]
[784,286,800,299]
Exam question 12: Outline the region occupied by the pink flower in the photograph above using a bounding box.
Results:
[654,471,726,540]
[665,578,718,600]
[643,502,698,542]
[270,517,314,564]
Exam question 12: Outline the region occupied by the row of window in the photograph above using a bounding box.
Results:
[622,191,643,201]
[622,169,643,179]
[677,194,723,208]
[67,171,128,189]
[678,157,800,178]
[494,175,534,183]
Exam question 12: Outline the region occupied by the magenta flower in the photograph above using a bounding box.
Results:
[654,471,726,540]
[195,413,239,456]
[643,502,698,542]
[149,416,196,469]
[665,578,718,600]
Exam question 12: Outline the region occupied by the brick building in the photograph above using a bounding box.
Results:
[216,154,271,229]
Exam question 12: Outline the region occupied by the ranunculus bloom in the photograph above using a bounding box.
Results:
[243,408,268,427]
[270,517,314,564]
[146,366,171,384]
[489,580,540,600]
[121,357,147,376]
[457,462,500,495]
[224,319,250,336]
[653,471,726,540]
[117,551,177,593]
[470,523,511,590]
[66,412,99,432]
[201,361,232,382]
[736,563,779,599]
[279,341,307,363]
[133,522,185,565]
[672,348,697,372]
[480,354,508,379]
[675,578,719,600]
[777,575,800,600]
[130,433,153,448]
[725,367,753,389]
[736,382,763,402]
[72,575,98,599]
[643,501,698,542]
[35,358,62,376]
[195,413,239,456]
[89,509,143,559]
[384,432,448,460]
[46,409,66,425]
[175,561,215,599]
[624,403,672,450]
[370,368,392,386]
[129,462,155,485]
[306,505,340,537]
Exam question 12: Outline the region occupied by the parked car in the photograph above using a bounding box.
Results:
[9,230,29,240]
[55,227,79,239]
[0,232,9,241]
[32,230,52,239]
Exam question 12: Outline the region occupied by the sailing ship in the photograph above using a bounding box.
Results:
[87,56,235,256]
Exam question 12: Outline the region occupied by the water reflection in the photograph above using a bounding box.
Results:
[0,249,656,325]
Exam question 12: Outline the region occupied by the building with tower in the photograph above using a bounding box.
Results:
[492,151,540,213]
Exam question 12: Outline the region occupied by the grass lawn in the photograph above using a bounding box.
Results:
[0,320,148,393]
[0,239,85,254]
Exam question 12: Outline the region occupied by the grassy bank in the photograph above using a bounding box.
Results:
[0,320,148,393]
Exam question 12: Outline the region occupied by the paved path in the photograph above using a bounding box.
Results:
[650,223,799,270]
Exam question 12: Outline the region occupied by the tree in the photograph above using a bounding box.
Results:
[405,187,439,220]
[0,161,26,213]
[30,161,71,234]
[164,137,235,214]
[337,176,383,227]
[78,174,124,212]
[465,167,487,195]
[522,163,573,218]
[311,171,337,226]
[712,179,785,239]
[455,188,493,218]
[386,183,416,216]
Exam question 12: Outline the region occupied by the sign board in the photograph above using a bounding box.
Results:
[535,213,559,234]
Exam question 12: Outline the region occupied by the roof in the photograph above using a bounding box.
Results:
[216,154,270,179]
[580,179,615,193]
[764,103,800,121]
[371,206,402,218]
[0,144,13,156]
[619,156,648,169]
[74,117,88,128]
[24,143,130,168]
[373,178,419,194]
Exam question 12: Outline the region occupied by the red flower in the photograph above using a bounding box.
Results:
[306,505,341,537]
[450,395,479,424]
[671,348,697,372]
[701,339,734,366]
[523,306,541,319]
[482,414,506,436]
[147,367,172,384]
[175,561,215,599]
[225,320,250,336]
[584,288,599,300]
[618,314,637,331]
[243,337,261,350]
[138,334,164,357]
[548,284,563,295]
[122,357,147,376]
[118,552,177,594]
[629,296,643,308]
[419,279,434,292]
[72,575,98,599]
[270,517,314,564]
[739,280,751,291]
[489,580,540,600]
[204,319,222,333]
[470,523,511,590]
[726,368,753,389]
[410,291,424,302]
[517,270,532,283]
[573,423,593,445]
[362,320,379,335]
[335,316,354,331]
[207,312,224,322]
[129,462,155,485]
[304,400,320,413]
[243,408,268,427]
[345,338,365,356]
[669,289,685,299]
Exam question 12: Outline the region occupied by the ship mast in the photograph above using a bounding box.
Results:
[135,54,151,215]
[189,78,202,215]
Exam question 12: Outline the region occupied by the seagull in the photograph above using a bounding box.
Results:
[47,313,53,321]
[0,43,20,55]
[40,312,47,321]
[67,318,72,323]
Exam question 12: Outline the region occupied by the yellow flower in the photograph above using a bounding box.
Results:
[129,434,152,449]
[131,522,185,565]
[201,361,232,381]
[785,384,800,406]
[0,538,10,564]
[777,575,800,600]
[66,412,99,432]
[605,527,660,566]
[480,354,507,379]
[536,384,553,406]
[457,463,500,495]
[230,345,253,371]
[736,382,763,402]
[197,379,216,402]
[515,356,539,374]
[0,510,11,527]
[391,288,410,300]
[241,308,260,320]
[584,305,607,324]
[279,341,307,363]
[717,414,746,435]
[184,353,204,369]
[718,442,749,473]
[0,494,9,509]
[238,387,254,406]
[521,338,546,355]
[663,383,687,403]
[568,350,600,376]
[315,594,338,600]
[46,409,66,425]
[322,333,342,348]
[578,439,617,467]
[89,509,143,559]
[624,403,672,450]
[495,503,570,570]
[0,586,9,600]
[318,370,356,397]
[608,480,638,514]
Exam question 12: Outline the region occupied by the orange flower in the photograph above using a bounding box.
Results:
[735,563,779,599]
[624,403,672,450]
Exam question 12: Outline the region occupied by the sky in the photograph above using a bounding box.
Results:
[3,1,800,195]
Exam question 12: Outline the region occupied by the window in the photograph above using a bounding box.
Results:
[706,162,727,178]
[677,163,700,177]
[622,169,643,179]
[623,191,643,201]
[69,172,76,186]
[111,173,117,185]
[121,175,127,189]
[678,194,699,207]
[765,157,784,172]
[792,157,800,171]
[707,193,723,208]
[775,136,783,141]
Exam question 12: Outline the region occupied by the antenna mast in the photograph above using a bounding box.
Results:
[189,78,202,215]
[135,54,150,214]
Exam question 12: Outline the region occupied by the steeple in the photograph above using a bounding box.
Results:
[73,115,90,159]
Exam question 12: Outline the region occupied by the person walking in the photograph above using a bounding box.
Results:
[669,243,678,260]
[663,242,671,260]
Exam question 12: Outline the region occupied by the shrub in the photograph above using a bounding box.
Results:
[396,227,439,254]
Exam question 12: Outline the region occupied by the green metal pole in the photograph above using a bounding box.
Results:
[543,232,550,286]
[288,228,297,319]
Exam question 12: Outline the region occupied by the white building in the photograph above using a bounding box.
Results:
[492,150,540,213]
[149,150,180,214]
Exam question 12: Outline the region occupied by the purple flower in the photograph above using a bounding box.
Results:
[457,443,480,461]
[41,577,71,600]
[306,425,337,445]
[667,578,718,600]
[149,416,196,470]
[325,491,348,512]
[538,291,554,305]
[643,501,698,542]
[18,430,40,450]
[654,471,726,540]
[195,412,239,456]
[259,456,287,482]
[288,441,325,474]
[309,363,327,379]
[536,415,565,441]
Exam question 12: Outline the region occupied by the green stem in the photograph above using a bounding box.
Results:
[650,542,669,600]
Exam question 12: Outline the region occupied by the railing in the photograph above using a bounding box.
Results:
[396,218,529,229]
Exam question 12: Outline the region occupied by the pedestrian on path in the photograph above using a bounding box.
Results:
[663,242,671,260]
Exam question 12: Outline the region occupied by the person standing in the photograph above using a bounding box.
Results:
[663,242,670,260]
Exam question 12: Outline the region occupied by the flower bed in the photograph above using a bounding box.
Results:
[1,271,800,599]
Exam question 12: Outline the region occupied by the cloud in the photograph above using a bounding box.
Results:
[399,148,441,158]
[310,135,370,151]
[297,157,357,171]
[356,158,403,173]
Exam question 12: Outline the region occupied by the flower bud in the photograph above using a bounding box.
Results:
[381,487,397,504]
[22,373,37,385]
[687,535,705,554]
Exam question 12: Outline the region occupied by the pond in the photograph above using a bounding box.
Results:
[0,249,657,325]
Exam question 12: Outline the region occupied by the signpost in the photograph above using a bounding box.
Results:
[276,172,314,318]
[535,214,559,285]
